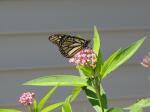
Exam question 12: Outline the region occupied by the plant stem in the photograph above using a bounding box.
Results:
[92,75,104,112]
[96,81,104,112]
[27,106,32,112]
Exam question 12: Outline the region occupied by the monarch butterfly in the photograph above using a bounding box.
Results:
[48,34,90,58]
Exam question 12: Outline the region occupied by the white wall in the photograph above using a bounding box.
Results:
[0,0,150,111]
[0,0,150,33]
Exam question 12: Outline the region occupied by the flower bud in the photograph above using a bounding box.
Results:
[19,92,35,106]
[69,48,97,68]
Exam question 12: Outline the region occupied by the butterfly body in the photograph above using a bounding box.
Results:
[49,34,90,58]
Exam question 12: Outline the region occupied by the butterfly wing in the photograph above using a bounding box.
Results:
[49,34,90,58]
[48,34,66,45]
[59,36,88,58]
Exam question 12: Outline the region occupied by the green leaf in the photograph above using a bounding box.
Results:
[70,86,82,102]
[41,102,64,112]
[63,96,73,112]
[84,86,100,112]
[77,65,94,77]
[100,85,108,109]
[33,99,37,112]
[95,53,103,75]
[93,26,100,56]
[107,108,124,112]
[60,87,81,112]
[102,37,146,79]
[62,107,65,112]
[83,85,108,112]
[37,85,59,111]
[128,108,143,112]
[0,109,21,112]
[125,98,150,112]
[100,48,121,77]
[23,75,87,86]
[78,67,89,79]
[92,26,103,75]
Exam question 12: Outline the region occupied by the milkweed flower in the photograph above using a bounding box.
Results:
[69,48,97,68]
[19,92,35,106]
[141,52,150,68]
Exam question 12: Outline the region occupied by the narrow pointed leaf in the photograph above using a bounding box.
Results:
[37,85,59,111]
[95,52,103,75]
[83,86,100,111]
[77,65,94,77]
[62,107,65,112]
[41,102,64,112]
[129,108,143,112]
[92,26,103,74]
[93,26,100,56]
[78,67,89,79]
[0,109,21,112]
[63,96,73,112]
[33,99,37,112]
[24,75,87,86]
[107,108,124,112]
[100,48,121,77]
[102,37,146,79]
[83,85,108,112]
[70,86,82,102]
[100,85,108,109]
[125,98,150,112]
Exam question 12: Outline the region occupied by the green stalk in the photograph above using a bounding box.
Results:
[96,80,104,112]
[92,73,104,112]
[27,106,33,112]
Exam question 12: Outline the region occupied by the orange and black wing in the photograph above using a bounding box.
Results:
[59,36,89,58]
[49,34,90,58]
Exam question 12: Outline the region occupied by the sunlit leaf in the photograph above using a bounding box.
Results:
[77,65,94,77]
[102,37,146,79]
[93,26,100,56]
[92,26,103,75]
[24,75,87,86]
[33,99,37,112]
[70,86,82,102]
[100,48,121,77]
[125,98,150,112]
[37,85,59,111]
[0,109,21,112]
[63,96,73,112]
[41,102,64,112]
[83,85,108,112]
[107,107,124,112]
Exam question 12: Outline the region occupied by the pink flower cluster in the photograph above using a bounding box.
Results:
[69,48,97,68]
[141,52,150,68]
[19,92,35,106]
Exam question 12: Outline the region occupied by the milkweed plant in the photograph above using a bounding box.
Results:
[0,26,150,112]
